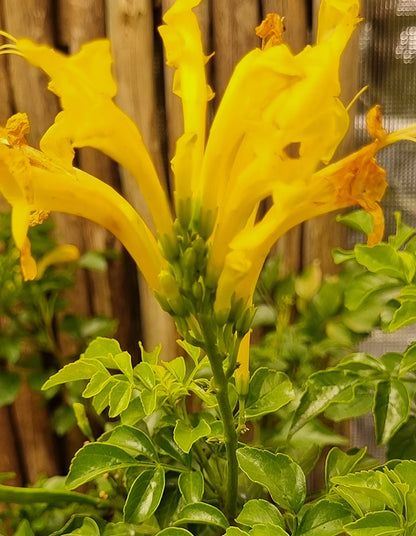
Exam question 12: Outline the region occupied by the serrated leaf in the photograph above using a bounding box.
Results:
[237,447,305,513]
[82,371,111,398]
[344,510,402,536]
[297,499,353,536]
[354,244,405,280]
[66,443,139,489]
[344,273,400,312]
[141,387,157,415]
[291,370,360,434]
[100,425,158,460]
[139,341,161,365]
[177,339,201,364]
[124,468,165,524]
[245,368,294,419]
[174,502,229,529]
[235,499,284,528]
[332,470,403,514]
[109,380,133,417]
[163,356,186,382]
[325,447,367,490]
[173,419,211,453]
[399,342,416,376]
[134,362,156,389]
[114,351,133,381]
[387,300,416,332]
[42,359,104,391]
[178,471,204,503]
[374,379,410,445]
[92,377,116,414]
[83,337,121,360]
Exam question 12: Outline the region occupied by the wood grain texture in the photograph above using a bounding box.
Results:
[106,0,177,359]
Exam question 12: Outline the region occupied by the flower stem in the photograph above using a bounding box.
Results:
[199,314,238,521]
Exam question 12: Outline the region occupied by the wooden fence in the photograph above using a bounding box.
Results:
[0,0,358,485]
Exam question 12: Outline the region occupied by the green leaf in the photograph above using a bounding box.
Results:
[73,402,94,442]
[15,519,35,536]
[124,467,165,524]
[291,369,360,434]
[109,380,133,417]
[134,362,156,389]
[83,337,121,359]
[224,529,249,536]
[387,416,416,460]
[389,211,416,249]
[325,447,367,489]
[324,386,373,422]
[178,471,204,503]
[374,379,410,445]
[344,272,400,312]
[235,499,284,528]
[354,244,406,280]
[141,387,157,415]
[78,251,108,272]
[387,300,416,332]
[62,517,100,536]
[237,447,306,513]
[91,378,115,414]
[344,510,402,536]
[177,339,201,364]
[297,499,353,536]
[154,428,191,467]
[104,520,160,535]
[82,371,111,397]
[249,524,289,536]
[0,371,20,406]
[336,209,374,234]
[163,356,186,382]
[66,443,139,489]
[100,425,158,460]
[139,341,161,365]
[156,529,194,536]
[42,359,104,390]
[331,470,403,514]
[245,368,294,419]
[174,502,229,529]
[399,342,416,376]
[114,351,133,381]
[173,419,211,453]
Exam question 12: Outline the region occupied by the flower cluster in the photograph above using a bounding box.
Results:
[1,0,416,390]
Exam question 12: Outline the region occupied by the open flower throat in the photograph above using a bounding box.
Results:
[1,0,416,387]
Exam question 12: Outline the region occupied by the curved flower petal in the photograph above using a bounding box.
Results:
[159,0,213,211]
[10,37,172,236]
[0,115,165,289]
[205,2,360,286]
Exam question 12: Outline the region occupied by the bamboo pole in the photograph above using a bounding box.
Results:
[106,0,177,360]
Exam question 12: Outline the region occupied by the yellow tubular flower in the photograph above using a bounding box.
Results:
[215,106,416,315]
[0,114,164,288]
[0,34,172,236]
[158,0,213,216]
[204,0,360,285]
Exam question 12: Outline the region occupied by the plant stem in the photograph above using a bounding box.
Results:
[199,314,239,521]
